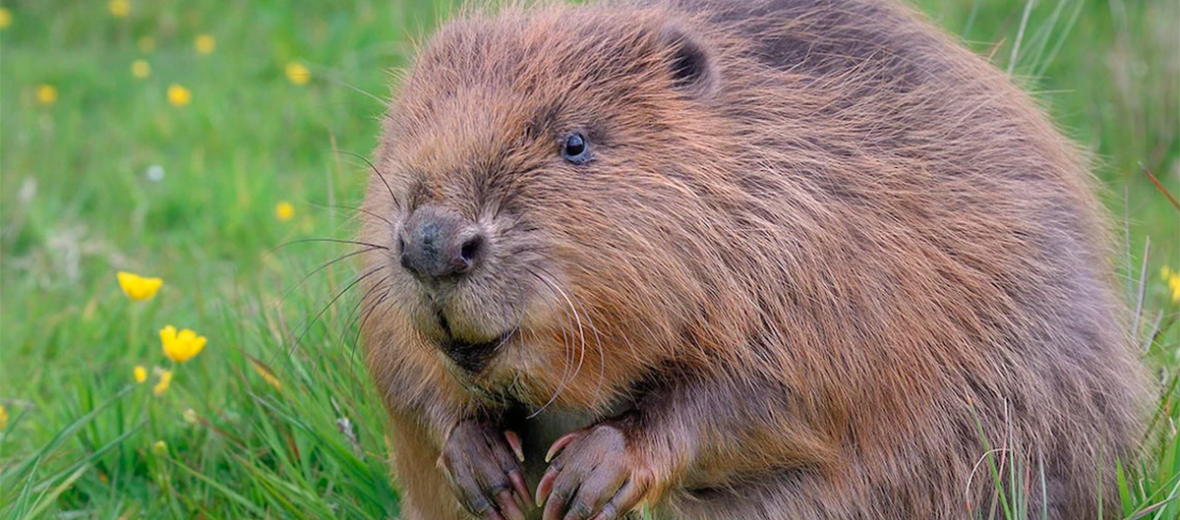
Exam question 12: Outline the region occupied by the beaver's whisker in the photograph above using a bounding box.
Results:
[529,266,606,349]
[522,268,573,401]
[501,281,532,399]
[349,280,400,360]
[340,274,393,348]
[526,268,592,418]
[272,237,389,252]
[523,268,574,414]
[530,264,610,407]
[500,271,533,396]
[342,275,394,382]
[281,265,387,362]
[281,246,387,305]
[309,200,395,227]
[339,150,405,213]
[303,276,387,386]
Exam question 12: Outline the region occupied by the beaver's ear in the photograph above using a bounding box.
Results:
[659,24,717,97]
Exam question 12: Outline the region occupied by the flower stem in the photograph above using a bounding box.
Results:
[129,304,141,351]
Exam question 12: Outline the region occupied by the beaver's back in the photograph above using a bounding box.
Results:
[645,0,1144,516]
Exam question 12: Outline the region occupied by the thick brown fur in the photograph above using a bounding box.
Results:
[358,0,1147,518]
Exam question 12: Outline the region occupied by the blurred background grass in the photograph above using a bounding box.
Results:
[0,0,1176,518]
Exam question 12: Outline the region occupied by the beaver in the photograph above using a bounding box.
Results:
[357,0,1146,518]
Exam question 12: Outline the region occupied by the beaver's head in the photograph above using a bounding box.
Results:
[360,6,750,406]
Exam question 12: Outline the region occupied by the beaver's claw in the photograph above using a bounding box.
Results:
[536,422,652,520]
[440,421,533,520]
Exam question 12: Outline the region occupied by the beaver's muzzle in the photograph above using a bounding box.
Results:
[398,205,486,283]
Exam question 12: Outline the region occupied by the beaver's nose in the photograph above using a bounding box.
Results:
[399,206,485,281]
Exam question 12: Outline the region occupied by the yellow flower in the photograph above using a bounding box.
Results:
[160,325,207,363]
[194,34,215,54]
[151,440,168,455]
[131,59,150,79]
[137,36,155,53]
[108,0,130,18]
[134,365,148,383]
[285,62,311,85]
[0,7,12,29]
[251,361,283,391]
[35,84,57,106]
[275,201,296,222]
[1169,274,1180,305]
[167,84,191,107]
[153,369,173,396]
[117,271,162,300]
[0,405,8,430]
[1163,266,1173,283]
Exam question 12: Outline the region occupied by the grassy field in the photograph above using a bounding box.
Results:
[0,0,1176,518]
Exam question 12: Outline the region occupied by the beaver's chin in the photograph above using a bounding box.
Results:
[433,329,516,374]
[396,267,557,377]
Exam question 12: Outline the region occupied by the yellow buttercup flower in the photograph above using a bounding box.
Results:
[153,369,173,396]
[131,59,150,79]
[117,271,163,300]
[275,201,296,222]
[285,62,311,85]
[1169,273,1180,305]
[134,365,148,383]
[194,34,215,54]
[0,8,12,29]
[167,84,191,107]
[108,0,130,18]
[137,36,155,53]
[151,440,168,455]
[0,405,8,430]
[36,84,57,106]
[160,325,207,363]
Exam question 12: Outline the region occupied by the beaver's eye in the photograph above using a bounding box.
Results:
[561,132,590,165]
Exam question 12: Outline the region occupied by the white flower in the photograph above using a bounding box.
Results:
[146,164,165,182]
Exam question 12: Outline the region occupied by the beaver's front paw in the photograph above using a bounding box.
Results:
[536,422,654,520]
[439,421,532,520]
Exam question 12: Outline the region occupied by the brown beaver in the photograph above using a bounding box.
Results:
[357,0,1146,518]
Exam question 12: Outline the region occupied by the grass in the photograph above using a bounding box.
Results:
[0,0,1176,518]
